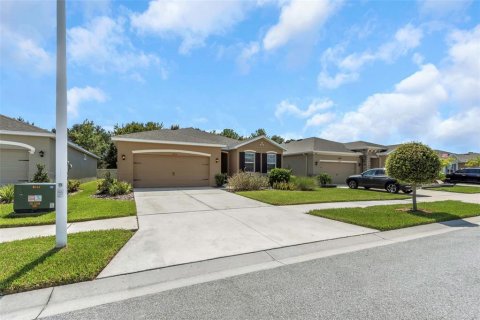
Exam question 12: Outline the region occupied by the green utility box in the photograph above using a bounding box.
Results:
[13,183,56,213]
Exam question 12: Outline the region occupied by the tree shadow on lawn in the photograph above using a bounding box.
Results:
[0,247,60,294]
[407,210,479,228]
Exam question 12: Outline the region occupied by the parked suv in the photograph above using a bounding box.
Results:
[445,168,480,184]
[346,168,412,194]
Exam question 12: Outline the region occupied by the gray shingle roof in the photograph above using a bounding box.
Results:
[284,137,359,154]
[344,140,387,150]
[113,128,241,147]
[0,114,51,133]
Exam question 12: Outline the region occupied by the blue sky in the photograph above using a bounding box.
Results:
[1,0,479,152]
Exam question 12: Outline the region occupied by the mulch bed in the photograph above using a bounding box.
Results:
[91,193,134,201]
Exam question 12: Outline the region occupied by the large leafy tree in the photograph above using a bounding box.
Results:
[250,128,267,138]
[219,128,242,140]
[68,120,111,168]
[386,142,441,211]
[270,135,285,144]
[113,121,163,135]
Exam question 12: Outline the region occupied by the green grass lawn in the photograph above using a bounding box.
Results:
[0,229,134,294]
[237,188,410,205]
[308,200,480,231]
[0,181,136,228]
[425,185,480,194]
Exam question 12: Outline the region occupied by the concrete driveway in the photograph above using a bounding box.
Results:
[99,188,375,277]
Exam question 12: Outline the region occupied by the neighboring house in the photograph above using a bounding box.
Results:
[456,152,480,169]
[112,128,285,188]
[0,114,99,184]
[283,137,362,184]
[344,141,389,171]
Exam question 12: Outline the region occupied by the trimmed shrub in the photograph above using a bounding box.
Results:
[67,179,81,193]
[316,173,332,186]
[215,173,227,187]
[32,164,49,182]
[268,168,291,186]
[272,181,296,191]
[228,172,269,192]
[107,180,132,196]
[292,176,316,191]
[0,184,14,203]
[97,171,115,194]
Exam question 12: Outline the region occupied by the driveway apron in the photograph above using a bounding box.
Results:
[98,188,375,277]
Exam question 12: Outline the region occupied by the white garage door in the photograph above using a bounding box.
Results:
[318,162,356,185]
[133,154,210,188]
[0,149,29,184]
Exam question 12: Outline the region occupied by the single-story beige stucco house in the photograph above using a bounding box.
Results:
[0,114,99,184]
[112,128,285,188]
[282,137,363,184]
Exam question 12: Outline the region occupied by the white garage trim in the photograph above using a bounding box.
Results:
[318,160,358,164]
[0,140,35,154]
[266,151,277,154]
[132,149,211,157]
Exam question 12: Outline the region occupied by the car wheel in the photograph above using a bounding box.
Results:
[386,183,399,193]
[348,180,358,189]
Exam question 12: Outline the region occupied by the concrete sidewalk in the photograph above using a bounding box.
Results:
[0,216,138,243]
[2,216,479,320]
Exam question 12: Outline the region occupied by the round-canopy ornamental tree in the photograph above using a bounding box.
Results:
[386,142,441,211]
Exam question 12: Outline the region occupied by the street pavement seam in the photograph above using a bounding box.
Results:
[35,288,54,320]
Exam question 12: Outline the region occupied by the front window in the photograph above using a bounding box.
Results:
[244,152,255,172]
[363,169,376,176]
[267,153,276,171]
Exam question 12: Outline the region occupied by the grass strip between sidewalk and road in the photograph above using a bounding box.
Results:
[308,200,480,231]
[237,188,409,205]
[425,186,480,194]
[0,181,136,228]
[0,229,134,294]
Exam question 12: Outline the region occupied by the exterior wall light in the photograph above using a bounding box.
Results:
[122,154,126,160]
[314,161,318,166]
[39,150,45,157]
[215,157,219,163]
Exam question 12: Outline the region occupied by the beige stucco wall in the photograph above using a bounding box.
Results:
[0,134,98,182]
[283,153,312,176]
[228,138,284,175]
[115,141,222,187]
[312,154,361,175]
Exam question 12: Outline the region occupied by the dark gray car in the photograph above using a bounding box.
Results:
[346,168,412,193]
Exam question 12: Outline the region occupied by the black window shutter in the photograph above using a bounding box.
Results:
[239,152,245,171]
[262,153,267,173]
[276,154,282,168]
[255,153,261,172]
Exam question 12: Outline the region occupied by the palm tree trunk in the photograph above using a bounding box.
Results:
[412,184,417,211]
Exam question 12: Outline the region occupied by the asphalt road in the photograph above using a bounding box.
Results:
[47,227,480,320]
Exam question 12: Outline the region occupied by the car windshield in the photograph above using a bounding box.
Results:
[363,170,376,176]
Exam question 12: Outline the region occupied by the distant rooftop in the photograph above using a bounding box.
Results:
[284,137,359,154]
[0,114,51,134]
[344,140,387,150]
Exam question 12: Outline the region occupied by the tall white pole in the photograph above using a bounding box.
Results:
[55,0,68,248]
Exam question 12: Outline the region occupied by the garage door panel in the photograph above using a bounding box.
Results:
[133,154,210,188]
[0,149,29,184]
[318,162,356,185]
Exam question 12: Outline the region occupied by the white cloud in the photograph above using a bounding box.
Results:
[0,1,55,74]
[418,0,472,17]
[131,0,249,54]
[67,86,107,117]
[275,99,333,119]
[68,16,165,76]
[319,25,480,150]
[236,42,260,74]
[319,24,423,89]
[305,112,335,128]
[263,0,342,51]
